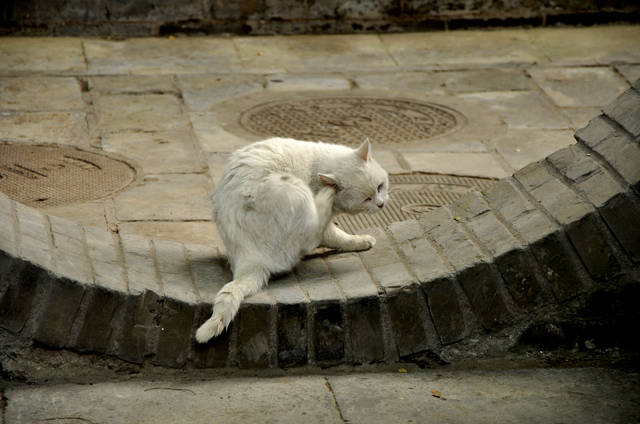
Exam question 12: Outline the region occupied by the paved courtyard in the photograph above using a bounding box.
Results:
[1,25,638,247]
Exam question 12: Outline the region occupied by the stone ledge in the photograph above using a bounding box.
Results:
[1,86,640,368]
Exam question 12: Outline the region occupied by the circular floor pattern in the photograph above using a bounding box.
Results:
[240,96,462,146]
[0,144,136,208]
[334,173,496,233]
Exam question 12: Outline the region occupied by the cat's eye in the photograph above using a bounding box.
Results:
[365,197,372,202]
[377,183,384,192]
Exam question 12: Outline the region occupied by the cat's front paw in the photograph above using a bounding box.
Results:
[354,234,376,250]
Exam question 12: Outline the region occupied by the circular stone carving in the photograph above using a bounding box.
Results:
[240,97,461,146]
[0,144,136,208]
[334,173,496,233]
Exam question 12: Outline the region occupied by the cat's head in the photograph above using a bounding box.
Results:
[320,139,389,214]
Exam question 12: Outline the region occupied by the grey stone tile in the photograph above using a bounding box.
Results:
[381,30,546,68]
[0,77,84,112]
[119,221,221,248]
[0,37,85,74]
[88,75,177,94]
[492,129,576,170]
[235,34,396,72]
[102,131,204,174]
[176,75,264,111]
[529,67,629,107]
[191,113,250,153]
[0,112,90,146]
[442,69,532,93]
[84,37,243,74]
[560,107,603,130]
[403,151,509,179]
[92,94,188,133]
[459,91,568,130]
[265,74,350,91]
[115,174,211,221]
[616,65,640,85]
[354,71,447,94]
[528,26,640,65]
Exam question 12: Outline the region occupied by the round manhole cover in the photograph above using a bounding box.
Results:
[0,144,136,208]
[240,97,462,146]
[334,173,496,233]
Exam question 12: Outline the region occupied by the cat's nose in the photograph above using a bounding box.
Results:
[377,202,384,209]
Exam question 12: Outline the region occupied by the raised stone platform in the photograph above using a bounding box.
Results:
[1,81,639,369]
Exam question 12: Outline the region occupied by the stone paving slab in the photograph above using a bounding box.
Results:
[0,27,639,370]
[5,368,639,424]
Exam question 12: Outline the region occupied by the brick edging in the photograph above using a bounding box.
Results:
[1,83,639,368]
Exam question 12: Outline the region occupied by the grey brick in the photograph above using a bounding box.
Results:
[357,227,400,269]
[388,219,423,243]
[313,301,344,363]
[453,192,521,258]
[531,232,587,301]
[186,244,229,300]
[53,250,93,285]
[565,214,621,281]
[423,278,467,345]
[300,276,342,303]
[15,203,48,242]
[515,162,593,226]
[92,260,127,292]
[85,226,119,264]
[276,302,308,367]
[160,271,199,304]
[154,298,196,368]
[484,179,559,244]
[236,291,275,368]
[327,254,378,298]
[73,285,123,353]
[295,257,330,280]
[346,296,385,364]
[33,277,86,348]
[604,88,640,139]
[576,116,640,191]
[193,303,231,368]
[370,262,414,292]
[19,235,52,269]
[0,258,45,334]
[457,263,514,331]
[495,249,547,310]
[386,285,436,357]
[599,194,640,263]
[113,290,163,364]
[153,239,188,273]
[420,206,484,270]
[547,145,625,207]
[121,234,161,294]
[398,238,450,282]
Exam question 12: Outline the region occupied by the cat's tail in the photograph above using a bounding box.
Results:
[195,267,269,344]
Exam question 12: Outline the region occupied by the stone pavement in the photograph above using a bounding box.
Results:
[4,366,640,424]
[1,25,640,371]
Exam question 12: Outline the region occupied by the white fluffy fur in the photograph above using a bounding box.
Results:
[195,137,389,343]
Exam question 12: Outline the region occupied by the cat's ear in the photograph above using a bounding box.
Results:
[355,138,372,162]
[319,173,340,191]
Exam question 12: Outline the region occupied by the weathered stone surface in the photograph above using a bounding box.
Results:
[73,286,123,353]
[313,301,344,363]
[266,74,350,91]
[529,67,628,107]
[355,71,447,94]
[177,75,264,111]
[112,290,163,364]
[599,194,640,263]
[0,38,85,73]
[495,249,548,310]
[443,68,532,92]
[346,296,385,364]
[460,91,567,129]
[386,285,436,356]
[565,214,621,282]
[456,263,514,331]
[603,87,640,138]
[484,178,559,244]
[575,116,640,191]
[276,302,308,367]
[547,144,625,208]
[404,151,509,179]
[515,162,593,225]
[154,298,196,367]
[92,94,188,133]
[327,254,378,299]
[32,277,86,348]
[530,233,587,301]
[0,111,89,146]
[0,77,84,112]
[423,278,467,345]
[0,258,46,334]
[493,129,576,171]
[88,75,177,94]
[236,293,275,368]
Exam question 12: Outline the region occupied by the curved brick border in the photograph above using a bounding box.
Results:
[1,82,639,369]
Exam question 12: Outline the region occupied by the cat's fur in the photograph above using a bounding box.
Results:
[195,137,389,343]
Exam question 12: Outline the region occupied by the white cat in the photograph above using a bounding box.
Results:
[195,137,389,343]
